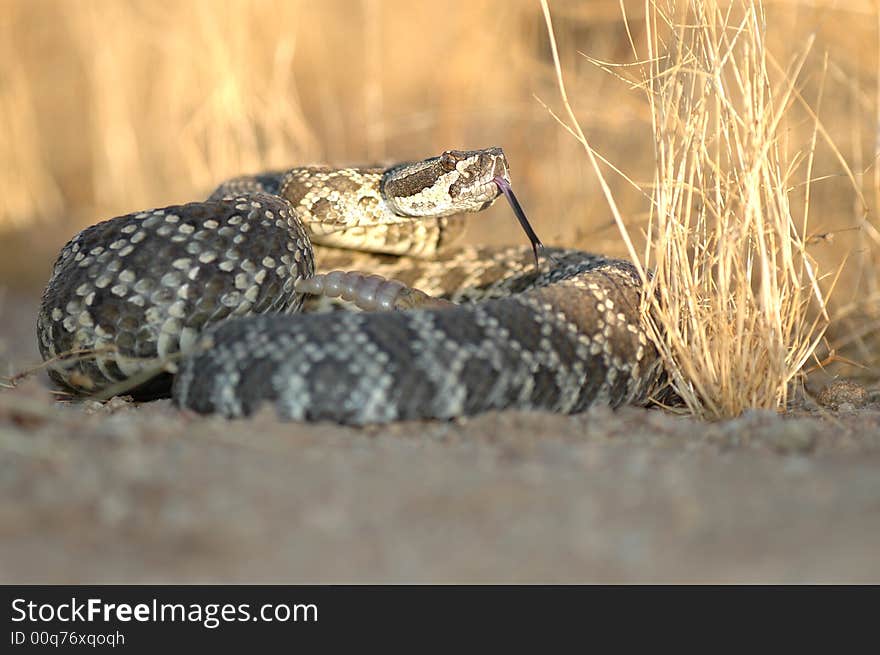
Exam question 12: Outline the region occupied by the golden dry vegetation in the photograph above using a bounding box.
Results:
[2,0,880,416]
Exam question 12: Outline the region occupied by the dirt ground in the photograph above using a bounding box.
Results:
[2,289,879,583]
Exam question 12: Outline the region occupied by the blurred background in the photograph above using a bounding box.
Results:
[1,0,879,376]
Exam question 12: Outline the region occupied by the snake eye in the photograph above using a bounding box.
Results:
[439,151,459,172]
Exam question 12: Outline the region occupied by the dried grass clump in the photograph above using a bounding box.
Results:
[542,0,833,419]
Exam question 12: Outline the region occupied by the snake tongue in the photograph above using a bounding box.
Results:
[493,176,544,268]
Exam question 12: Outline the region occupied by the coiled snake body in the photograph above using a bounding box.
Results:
[37,147,664,424]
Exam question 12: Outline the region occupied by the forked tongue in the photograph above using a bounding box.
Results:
[493,176,544,267]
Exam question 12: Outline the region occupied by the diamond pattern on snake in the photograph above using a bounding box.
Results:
[37,147,664,424]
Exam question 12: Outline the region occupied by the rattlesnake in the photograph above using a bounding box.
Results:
[37,147,665,424]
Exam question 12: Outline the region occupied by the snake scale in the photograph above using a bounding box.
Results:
[37,147,665,424]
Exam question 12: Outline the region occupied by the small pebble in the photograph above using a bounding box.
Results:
[816,380,867,410]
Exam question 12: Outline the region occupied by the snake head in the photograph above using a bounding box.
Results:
[382,147,510,217]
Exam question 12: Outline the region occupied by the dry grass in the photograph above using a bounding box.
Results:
[1,0,879,417]
[0,0,669,257]
[542,0,849,417]
[636,0,835,417]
